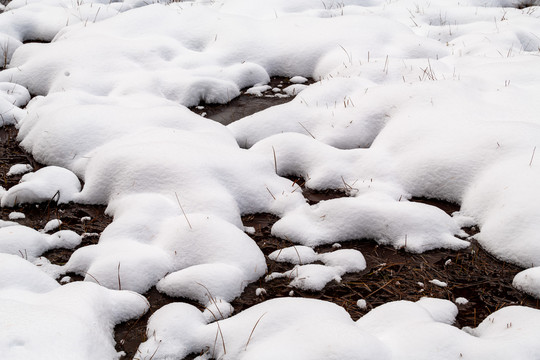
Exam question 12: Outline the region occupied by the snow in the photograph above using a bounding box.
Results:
[138,297,390,360]
[42,218,61,232]
[0,0,540,357]
[267,246,365,290]
[430,279,449,287]
[0,224,81,259]
[1,166,82,207]
[6,164,32,176]
[7,211,25,220]
[513,267,540,299]
[455,297,469,305]
[357,299,368,309]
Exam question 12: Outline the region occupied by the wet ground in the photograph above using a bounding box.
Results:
[1,82,539,360]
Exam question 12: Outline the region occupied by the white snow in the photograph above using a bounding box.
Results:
[1,0,540,358]
[1,166,82,207]
[8,211,25,220]
[357,299,368,309]
[42,218,61,232]
[513,267,540,299]
[455,297,469,305]
[267,246,366,290]
[0,224,81,259]
[6,163,32,176]
[429,279,448,288]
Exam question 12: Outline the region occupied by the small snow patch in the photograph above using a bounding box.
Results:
[8,211,25,220]
[357,299,367,309]
[290,76,308,84]
[42,219,62,233]
[429,279,448,287]
[7,164,32,176]
[455,297,469,305]
[255,288,267,296]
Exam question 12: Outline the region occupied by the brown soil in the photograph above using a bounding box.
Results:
[189,77,313,125]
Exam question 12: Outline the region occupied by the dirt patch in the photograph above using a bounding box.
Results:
[189,77,312,125]
[236,212,540,328]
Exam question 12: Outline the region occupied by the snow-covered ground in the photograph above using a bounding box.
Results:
[1,0,540,359]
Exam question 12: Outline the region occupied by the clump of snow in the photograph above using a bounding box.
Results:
[0,224,81,259]
[429,279,448,288]
[246,85,271,96]
[357,299,367,309]
[8,211,25,220]
[267,246,365,290]
[283,84,308,96]
[271,194,468,252]
[42,218,61,232]
[455,297,469,305]
[513,267,540,299]
[255,288,266,296]
[0,83,30,126]
[202,297,234,322]
[290,75,308,84]
[1,166,82,207]
[6,163,32,176]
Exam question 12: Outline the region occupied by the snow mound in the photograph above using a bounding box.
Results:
[0,83,30,126]
[0,253,59,293]
[0,281,148,360]
[1,166,82,207]
[513,267,540,299]
[272,195,468,251]
[137,297,390,360]
[6,163,32,176]
[0,225,81,259]
[65,194,267,298]
[267,246,366,290]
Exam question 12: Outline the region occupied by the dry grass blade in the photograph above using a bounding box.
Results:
[298,122,315,139]
[117,262,122,290]
[174,191,192,230]
[266,186,276,200]
[272,146,278,174]
[245,312,267,351]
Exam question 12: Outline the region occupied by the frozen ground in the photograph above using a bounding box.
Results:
[1,0,540,359]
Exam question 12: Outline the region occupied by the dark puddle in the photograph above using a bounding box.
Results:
[190,77,313,125]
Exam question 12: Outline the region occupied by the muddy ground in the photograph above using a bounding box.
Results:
[1,82,539,360]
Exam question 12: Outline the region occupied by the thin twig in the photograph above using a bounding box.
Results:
[245,312,267,351]
[117,262,122,290]
[298,122,315,139]
[266,187,276,200]
[174,192,192,229]
[272,146,278,174]
[529,146,536,166]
